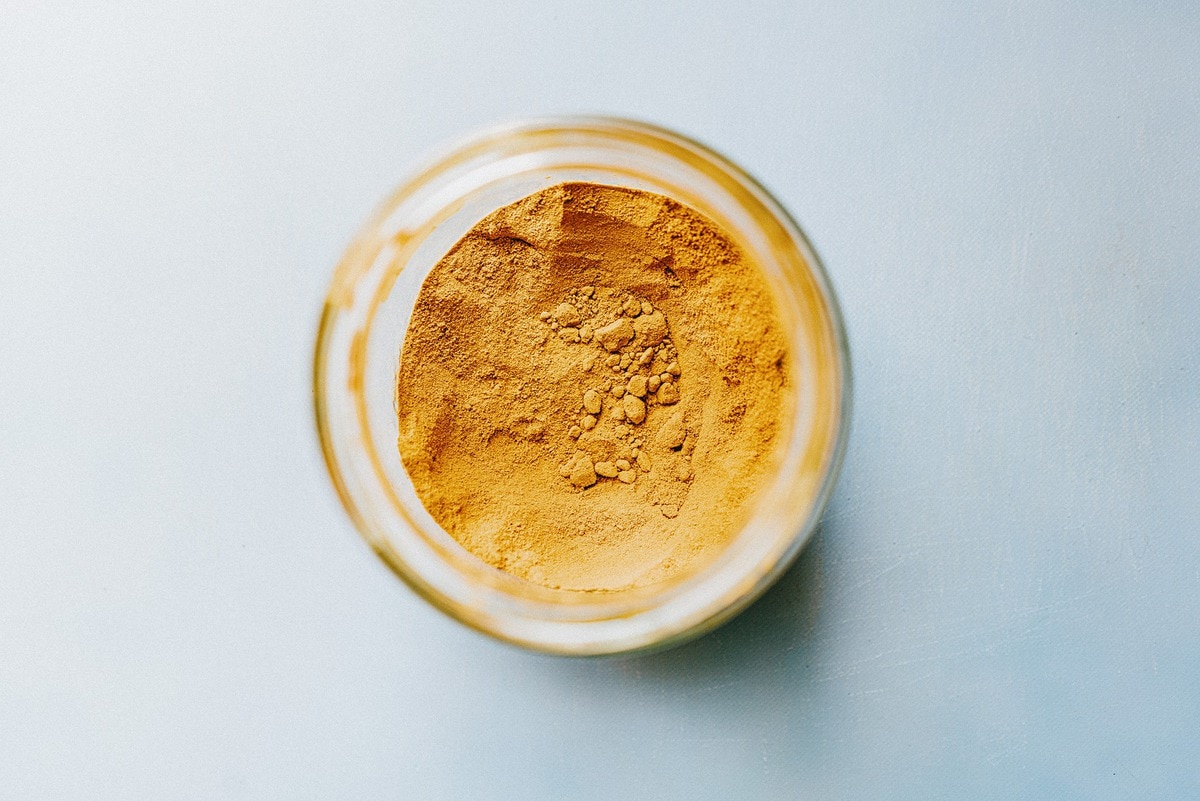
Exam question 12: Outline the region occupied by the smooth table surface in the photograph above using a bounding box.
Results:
[2,3,1198,798]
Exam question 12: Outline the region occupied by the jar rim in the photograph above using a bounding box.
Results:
[314,115,852,655]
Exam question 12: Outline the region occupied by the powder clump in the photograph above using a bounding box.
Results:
[396,182,790,591]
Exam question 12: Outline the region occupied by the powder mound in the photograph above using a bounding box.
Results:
[395,182,790,592]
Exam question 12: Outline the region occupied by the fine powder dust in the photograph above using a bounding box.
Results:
[395,182,791,591]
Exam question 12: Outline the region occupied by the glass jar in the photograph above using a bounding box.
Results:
[314,116,850,655]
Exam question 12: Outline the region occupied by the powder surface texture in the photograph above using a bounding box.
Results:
[396,182,790,591]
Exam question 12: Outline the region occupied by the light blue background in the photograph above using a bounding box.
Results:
[2,2,1197,798]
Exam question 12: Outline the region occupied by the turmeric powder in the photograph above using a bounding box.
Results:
[395,182,790,591]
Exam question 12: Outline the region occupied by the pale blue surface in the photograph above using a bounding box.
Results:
[2,2,1197,798]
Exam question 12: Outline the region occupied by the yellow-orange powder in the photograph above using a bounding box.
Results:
[395,182,790,591]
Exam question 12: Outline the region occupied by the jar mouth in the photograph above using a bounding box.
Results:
[314,116,852,655]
